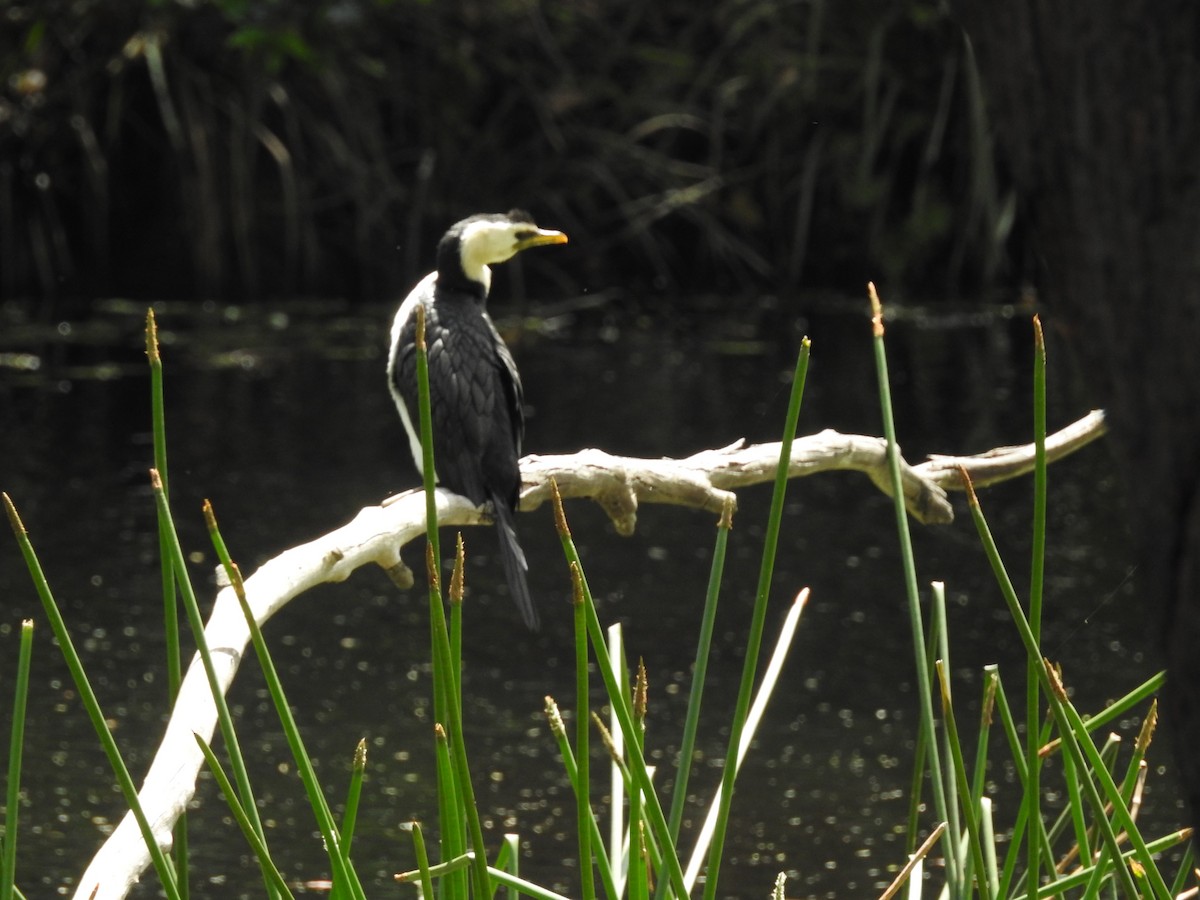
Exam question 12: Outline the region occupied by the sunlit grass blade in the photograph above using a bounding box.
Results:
[549,480,689,899]
[701,337,810,900]
[1,619,33,900]
[439,540,469,900]
[341,739,367,855]
[193,734,295,899]
[905,590,944,859]
[867,283,956,893]
[399,853,576,900]
[482,863,576,900]
[449,533,465,698]
[432,723,466,899]
[543,698,618,898]
[145,309,188,899]
[146,311,181,701]
[496,833,521,899]
[627,659,649,900]
[395,851,473,884]
[972,668,998,812]
[591,710,638,879]
[410,820,437,900]
[934,659,989,897]
[684,589,808,891]
[607,622,630,893]
[980,798,999,899]
[931,582,966,896]
[3,493,183,900]
[664,498,733,852]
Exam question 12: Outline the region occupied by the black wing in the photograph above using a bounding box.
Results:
[394,293,523,510]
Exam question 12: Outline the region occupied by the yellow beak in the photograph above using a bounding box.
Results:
[516,228,569,251]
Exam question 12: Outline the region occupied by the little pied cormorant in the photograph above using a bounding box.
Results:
[386,211,568,630]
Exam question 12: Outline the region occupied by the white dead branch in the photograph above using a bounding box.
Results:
[72,410,1106,899]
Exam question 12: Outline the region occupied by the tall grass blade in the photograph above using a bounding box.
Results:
[496,833,521,899]
[569,562,597,900]
[934,659,989,897]
[931,582,965,896]
[972,668,998,811]
[1026,315,1048,896]
[3,493,182,900]
[607,622,629,893]
[192,734,295,899]
[432,723,466,899]
[701,338,810,900]
[628,659,649,900]
[542,699,618,898]
[398,854,578,900]
[145,310,189,899]
[1,619,33,900]
[410,820,437,900]
[664,498,733,847]
[439,543,469,900]
[980,798,999,899]
[145,312,182,701]
[867,283,955,893]
[341,739,367,855]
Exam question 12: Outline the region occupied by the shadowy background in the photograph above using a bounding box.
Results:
[1,0,1012,307]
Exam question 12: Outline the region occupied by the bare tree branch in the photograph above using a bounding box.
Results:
[71,410,1107,899]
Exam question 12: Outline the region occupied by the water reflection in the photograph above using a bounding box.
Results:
[0,299,1180,898]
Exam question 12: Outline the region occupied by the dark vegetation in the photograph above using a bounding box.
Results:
[2,0,1011,306]
[951,0,1200,840]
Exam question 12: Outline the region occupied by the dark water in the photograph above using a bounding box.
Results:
[0,298,1184,898]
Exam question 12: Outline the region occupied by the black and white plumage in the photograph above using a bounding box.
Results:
[386,210,568,630]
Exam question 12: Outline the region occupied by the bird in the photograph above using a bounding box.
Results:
[386,210,568,630]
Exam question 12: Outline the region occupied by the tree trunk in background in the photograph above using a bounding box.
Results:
[952,0,1200,832]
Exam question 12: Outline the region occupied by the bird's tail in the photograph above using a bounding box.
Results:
[492,494,539,630]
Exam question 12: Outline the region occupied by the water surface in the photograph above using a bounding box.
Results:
[0,298,1180,898]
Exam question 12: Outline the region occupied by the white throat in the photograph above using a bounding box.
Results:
[459,219,521,293]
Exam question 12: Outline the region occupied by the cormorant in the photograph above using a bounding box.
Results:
[386,210,568,630]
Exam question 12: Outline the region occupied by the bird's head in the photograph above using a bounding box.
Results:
[438,210,568,292]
